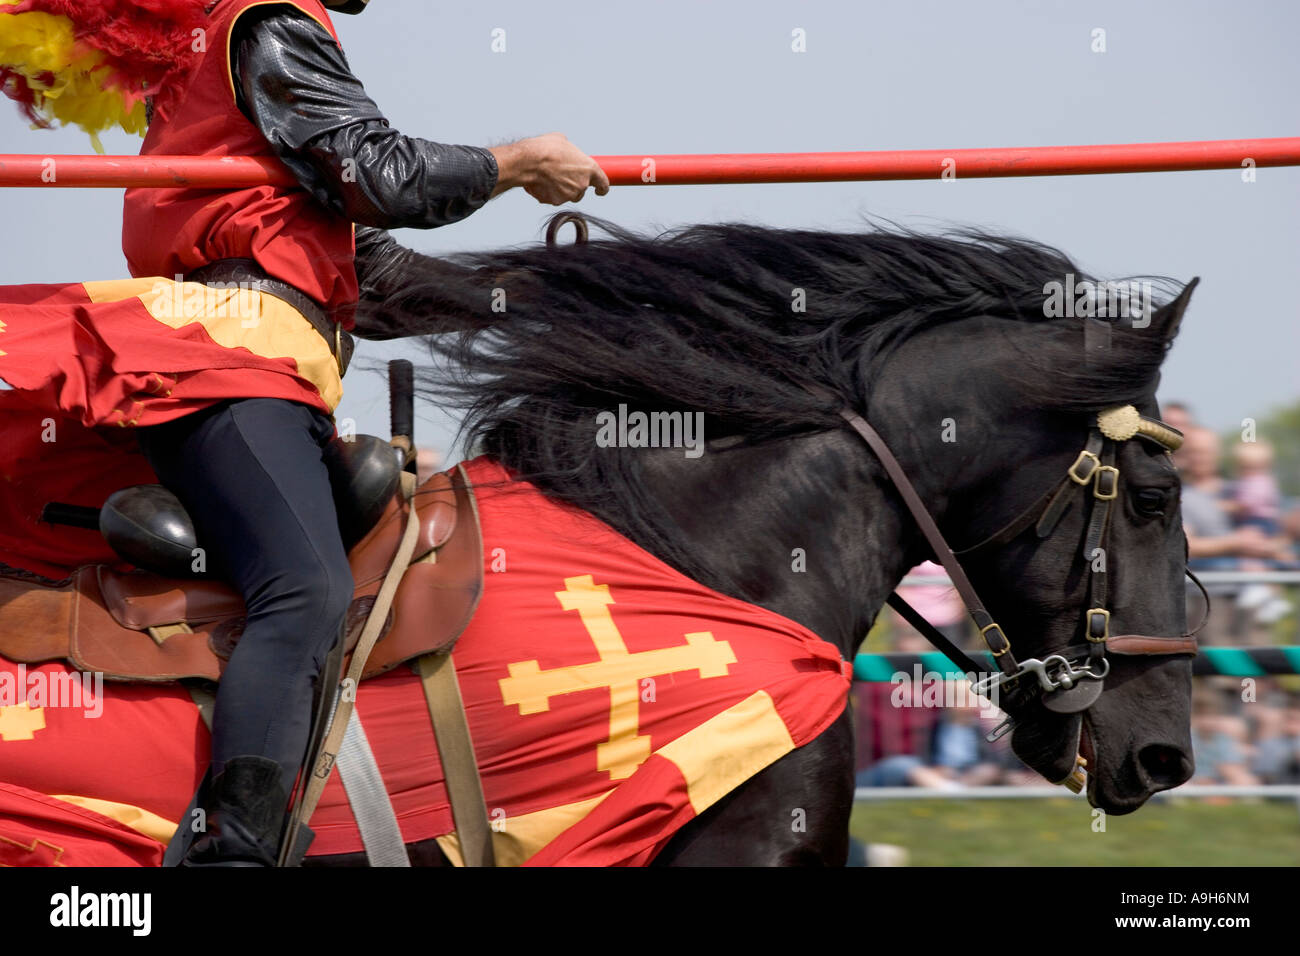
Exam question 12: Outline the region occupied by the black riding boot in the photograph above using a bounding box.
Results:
[180,755,291,867]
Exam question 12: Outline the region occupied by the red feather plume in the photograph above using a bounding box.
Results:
[4,0,211,123]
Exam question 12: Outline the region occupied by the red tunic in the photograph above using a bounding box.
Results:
[122,0,359,323]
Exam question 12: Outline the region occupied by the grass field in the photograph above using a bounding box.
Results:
[849,796,1300,865]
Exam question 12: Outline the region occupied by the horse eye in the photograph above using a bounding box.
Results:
[1135,488,1168,516]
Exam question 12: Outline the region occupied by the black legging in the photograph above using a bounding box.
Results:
[136,398,353,797]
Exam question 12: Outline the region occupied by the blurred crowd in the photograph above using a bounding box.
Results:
[1166,402,1299,640]
[1190,681,1300,785]
[855,401,1300,791]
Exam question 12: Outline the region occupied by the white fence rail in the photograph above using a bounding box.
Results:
[898,571,1300,587]
[855,784,1300,800]
[854,784,1300,822]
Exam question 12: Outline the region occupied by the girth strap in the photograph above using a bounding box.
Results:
[417,651,495,867]
[337,711,412,867]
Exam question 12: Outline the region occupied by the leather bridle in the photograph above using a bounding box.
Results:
[841,404,1205,790]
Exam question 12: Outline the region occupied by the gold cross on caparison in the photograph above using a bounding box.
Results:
[499,574,737,779]
[0,702,46,742]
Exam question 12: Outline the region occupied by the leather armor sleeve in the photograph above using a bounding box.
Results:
[350,226,494,339]
[231,5,499,231]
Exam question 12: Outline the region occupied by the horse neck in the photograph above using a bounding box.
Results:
[633,427,922,660]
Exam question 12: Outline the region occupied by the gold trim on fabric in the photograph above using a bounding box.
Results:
[659,690,795,815]
[223,1,337,102]
[440,690,798,864]
[50,794,177,844]
[82,277,342,410]
[436,790,613,868]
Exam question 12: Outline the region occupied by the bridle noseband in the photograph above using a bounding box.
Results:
[841,404,1204,791]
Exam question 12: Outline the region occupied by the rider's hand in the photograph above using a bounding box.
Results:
[489,133,610,204]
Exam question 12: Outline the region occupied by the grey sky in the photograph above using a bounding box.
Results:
[1,0,1295,464]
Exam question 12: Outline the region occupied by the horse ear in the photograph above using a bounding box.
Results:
[1147,277,1199,344]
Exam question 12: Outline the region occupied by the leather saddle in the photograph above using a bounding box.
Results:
[0,465,484,684]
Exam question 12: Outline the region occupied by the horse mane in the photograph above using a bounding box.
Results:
[397,216,1180,554]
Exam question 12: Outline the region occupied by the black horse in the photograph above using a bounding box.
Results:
[314,216,1198,866]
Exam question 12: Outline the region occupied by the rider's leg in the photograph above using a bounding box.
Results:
[137,397,354,865]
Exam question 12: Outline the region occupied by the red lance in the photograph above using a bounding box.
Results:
[0,137,1297,188]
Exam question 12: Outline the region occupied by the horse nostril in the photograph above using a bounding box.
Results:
[1138,744,1192,789]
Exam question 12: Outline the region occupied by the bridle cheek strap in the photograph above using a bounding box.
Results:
[836,410,1022,683]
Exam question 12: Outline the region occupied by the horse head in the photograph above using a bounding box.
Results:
[868,276,1199,813]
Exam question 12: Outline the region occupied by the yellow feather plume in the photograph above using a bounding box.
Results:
[0,4,148,151]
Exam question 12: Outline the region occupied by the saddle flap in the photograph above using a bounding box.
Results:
[98,566,244,630]
[70,567,222,682]
[0,572,74,665]
[349,470,460,588]
[359,464,484,677]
